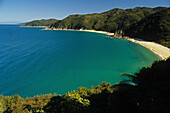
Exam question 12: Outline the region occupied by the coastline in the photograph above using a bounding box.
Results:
[108,35,170,60]
[20,25,47,28]
[42,27,115,35]
[21,26,170,60]
[127,38,170,60]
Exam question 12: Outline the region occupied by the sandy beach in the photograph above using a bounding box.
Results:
[22,26,170,60]
[42,27,115,35]
[77,29,115,35]
[127,38,170,60]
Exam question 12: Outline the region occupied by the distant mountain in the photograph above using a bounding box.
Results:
[24,19,58,26]
[50,7,167,33]
[123,8,170,47]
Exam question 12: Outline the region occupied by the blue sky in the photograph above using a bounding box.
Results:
[0,0,169,23]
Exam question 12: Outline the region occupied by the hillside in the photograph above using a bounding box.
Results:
[0,58,170,113]
[123,8,170,47]
[24,7,170,48]
[24,19,58,26]
[50,7,167,33]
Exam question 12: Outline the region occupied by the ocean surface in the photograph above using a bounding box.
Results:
[0,25,160,98]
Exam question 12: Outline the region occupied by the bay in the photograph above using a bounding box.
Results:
[0,25,160,98]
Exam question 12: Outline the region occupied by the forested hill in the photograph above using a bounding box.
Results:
[24,19,58,26]
[24,7,170,47]
[50,7,167,33]
[123,8,170,47]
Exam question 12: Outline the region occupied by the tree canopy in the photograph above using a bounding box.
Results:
[24,19,58,26]
[50,7,167,33]
[24,7,170,47]
[123,8,170,47]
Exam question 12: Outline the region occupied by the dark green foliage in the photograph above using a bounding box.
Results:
[119,58,170,113]
[43,82,112,113]
[0,94,54,113]
[25,7,170,47]
[0,83,112,113]
[0,58,170,113]
[49,7,169,47]
[123,8,170,47]
[24,19,58,26]
[51,7,167,33]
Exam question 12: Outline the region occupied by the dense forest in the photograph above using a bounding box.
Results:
[50,7,167,32]
[24,19,58,26]
[24,7,170,47]
[0,58,170,113]
[123,8,170,47]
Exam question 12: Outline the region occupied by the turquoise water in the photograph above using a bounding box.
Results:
[0,25,160,98]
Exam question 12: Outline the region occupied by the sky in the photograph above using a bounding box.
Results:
[0,0,169,23]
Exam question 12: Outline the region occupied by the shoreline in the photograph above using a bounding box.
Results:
[42,27,115,35]
[21,26,170,60]
[20,25,47,28]
[126,38,170,60]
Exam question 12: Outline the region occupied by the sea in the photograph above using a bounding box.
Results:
[0,25,160,98]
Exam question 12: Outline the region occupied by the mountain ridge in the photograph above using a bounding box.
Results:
[24,7,170,48]
[50,7,167,32]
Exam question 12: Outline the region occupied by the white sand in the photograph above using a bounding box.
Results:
[42,27,115,35]
[127,38,170,60]
[78,29,115,35]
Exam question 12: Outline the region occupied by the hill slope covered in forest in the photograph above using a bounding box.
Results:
[123,8,170,47]
[24,19,58,26]
[24,7,170,47]
[46,7,170,47]
[50,7,167,33]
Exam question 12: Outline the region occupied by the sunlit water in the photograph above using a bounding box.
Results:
[0,25,160,98]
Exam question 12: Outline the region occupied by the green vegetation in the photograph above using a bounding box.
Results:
[0,58,169,113]
[49,7,170,47]
[50,7,167,33]
[24,19,58,26]
[24,7,170,47]
[123,8,170,47]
